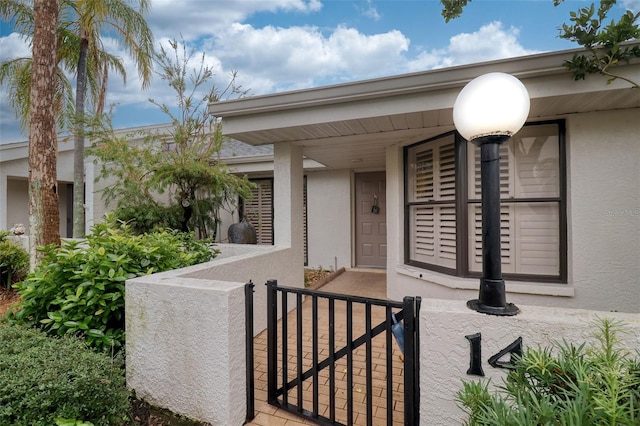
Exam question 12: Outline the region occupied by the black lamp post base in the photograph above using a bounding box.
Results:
[467,299,520,316]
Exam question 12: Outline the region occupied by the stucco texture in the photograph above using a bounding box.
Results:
[420,298,640,425]
[126,275,246,425]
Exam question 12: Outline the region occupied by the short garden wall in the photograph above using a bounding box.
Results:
[127,275,246,425]
[126,244,302,425]
[420,299,640,425]
[181,244,303,336]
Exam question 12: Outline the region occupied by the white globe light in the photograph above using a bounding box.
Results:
[453,72,530,141]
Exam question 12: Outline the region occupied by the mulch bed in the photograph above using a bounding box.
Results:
[0,288,20,318]
[128,399,211,426]
[305,267,345,289]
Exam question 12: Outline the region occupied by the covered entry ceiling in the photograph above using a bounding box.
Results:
[209,47,640,171]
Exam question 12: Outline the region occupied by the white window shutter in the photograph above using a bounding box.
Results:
[438,142,456,200]
[412,147,434,202]
[513,203,560,275]
[245,179,273,245]
[469,127,560,276]
[412,206,435,260]
[511,130,560,274]
[410,136,456,269]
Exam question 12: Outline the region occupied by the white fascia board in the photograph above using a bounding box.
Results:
[210,45,639,135]
[208,47,623,117]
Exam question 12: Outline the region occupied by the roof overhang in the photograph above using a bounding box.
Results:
[209,45,640,170]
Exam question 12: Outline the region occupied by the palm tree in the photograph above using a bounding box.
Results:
[28,0,60,266]
[0,0,125,134]
[68,0,154,237]
[1,0,154,238]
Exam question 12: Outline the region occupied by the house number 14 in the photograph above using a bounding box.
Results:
[464,333,522,377]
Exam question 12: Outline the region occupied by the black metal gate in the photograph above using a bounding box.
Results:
[264,279,421,425]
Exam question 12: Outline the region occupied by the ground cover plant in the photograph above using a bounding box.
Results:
[0,325,130,426]
[5,216,216,351]
[457,319,640,425]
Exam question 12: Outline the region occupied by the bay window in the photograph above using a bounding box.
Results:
[405,121,566,282]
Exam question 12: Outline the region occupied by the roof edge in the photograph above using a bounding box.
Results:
[208,43,640,117]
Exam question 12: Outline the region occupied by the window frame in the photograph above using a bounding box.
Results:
[404,120,567,283]
[239,176,309,266]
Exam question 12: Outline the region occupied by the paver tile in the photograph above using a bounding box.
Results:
[249,270,411,425]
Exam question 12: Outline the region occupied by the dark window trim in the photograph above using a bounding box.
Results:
[455,134,469,276]
[404,120,567,283]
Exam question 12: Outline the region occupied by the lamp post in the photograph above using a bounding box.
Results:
[453,72,530,316]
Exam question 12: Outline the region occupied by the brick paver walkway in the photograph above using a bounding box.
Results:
[246,269,405,426]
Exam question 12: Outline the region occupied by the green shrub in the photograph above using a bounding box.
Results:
[0,231,29,289]
[0,325,130,426]
[457,319,640,425]
[112,202,184,234]
[6,217,216,350]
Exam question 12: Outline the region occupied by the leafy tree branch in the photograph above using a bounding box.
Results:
[440,0,639,87]
[88,39,254,239]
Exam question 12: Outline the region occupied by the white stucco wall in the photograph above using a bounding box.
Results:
[6,178,28,232]
[566,108,640,313]
[183,245,302,335]
[127,244,302,423]
[126,274,247,425]
[388,108,640,313]
[420,299,640,425]
[307,169,352,270]
[127,142,306,424]
[1,151,74,236]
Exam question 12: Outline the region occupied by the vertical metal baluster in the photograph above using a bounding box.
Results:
[281,290,288,406]
[366,303,373,426]
[414,297,422,424]
[266,280,278,405]
[386,306,393,426]
[297,293,303,412]
[312,295,319,417]
[329,298,336,423]
[245,282,255,422]
[347,300,353,426]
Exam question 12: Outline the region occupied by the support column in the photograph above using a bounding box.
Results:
[273,143,305,286]
[273,143,304,253]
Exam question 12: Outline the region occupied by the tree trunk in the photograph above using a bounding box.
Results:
[72,33,89,238]
[29,0,60,267]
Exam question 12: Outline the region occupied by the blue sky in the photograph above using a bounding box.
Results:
[1,0,638,144]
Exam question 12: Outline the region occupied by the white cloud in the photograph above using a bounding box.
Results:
[147,0,322,40]
[0,101,26,143]
[0,33,32,143]
[0,0,542,144]
[201,23,409,93]
[362,0,381,21]
[622,0,640,12]
[407,21,540,71]
[0,32,31,61]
